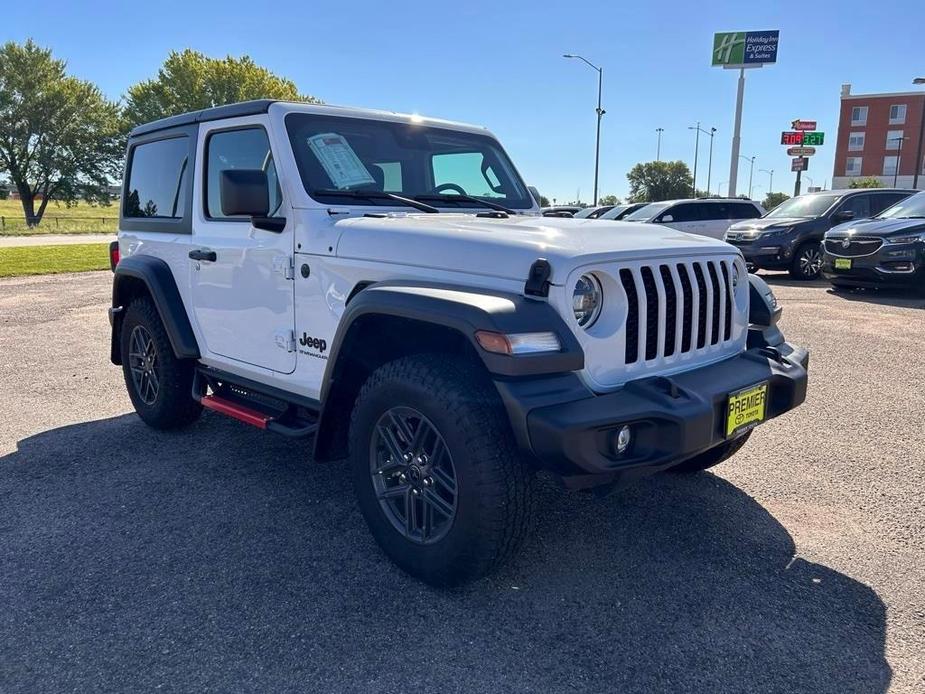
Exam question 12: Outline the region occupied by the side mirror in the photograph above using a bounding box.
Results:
[832,210,855,223]
[220,169,286,232]
[660,214,674,223]
[221,169,269,216]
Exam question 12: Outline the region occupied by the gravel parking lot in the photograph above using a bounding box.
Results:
[1,271,923,693]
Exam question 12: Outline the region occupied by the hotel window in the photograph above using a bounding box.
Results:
[847,132,865,151]
[845,157,863,176]
[850,106,868,125]
[883,156,898,176]
[886,130,904,149]
[889,104,907,124]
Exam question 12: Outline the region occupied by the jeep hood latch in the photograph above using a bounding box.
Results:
[524,258,552,298]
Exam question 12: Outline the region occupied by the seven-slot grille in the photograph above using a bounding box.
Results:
[824,236,883,257]
[618,259,737,365]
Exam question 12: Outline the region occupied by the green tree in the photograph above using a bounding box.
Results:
[762,192,790,210]
[626,161,693,202]
[0,39,122,226]
[538,195,550,207]
[597,194,621,206]
[849,176,884,189]
[124,49,320,128]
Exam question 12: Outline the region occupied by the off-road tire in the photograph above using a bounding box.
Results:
[790,241,823,280]
[349,354,535,587]
[120,296,202,430]
[668,431,753,474]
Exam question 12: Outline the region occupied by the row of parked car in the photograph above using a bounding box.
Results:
[543,188,925,291]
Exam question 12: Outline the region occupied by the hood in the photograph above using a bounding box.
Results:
[826,217,925,239]
[728,217,806,232]
[333,213,733,284]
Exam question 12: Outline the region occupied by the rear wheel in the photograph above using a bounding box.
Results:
[790,242,823,280]
[668,431,752,474]
[120,296,202,429]
[349,354,534,586]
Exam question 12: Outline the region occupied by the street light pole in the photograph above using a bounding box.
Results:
[689,124,717,197]
[656,128,664,162]
[717,181,728,196]
[760,168,774,195]
[564,54,605,205]
[913,77,925,190]
[690,122,701,196]
[889,136,906,187]
[706,127,716,195]
[739,155,756,198]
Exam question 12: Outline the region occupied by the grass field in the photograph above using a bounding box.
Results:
[0,243,110,277]
[0,199,118,236]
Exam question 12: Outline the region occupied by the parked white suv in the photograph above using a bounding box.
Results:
[108,100,808,586]
[622,198,765,239]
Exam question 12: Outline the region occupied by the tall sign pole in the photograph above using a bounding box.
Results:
[712,30,779,197]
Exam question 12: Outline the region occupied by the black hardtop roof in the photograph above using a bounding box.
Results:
[129,99,279,138]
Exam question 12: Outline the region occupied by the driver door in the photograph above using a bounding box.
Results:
[189,119,296,374]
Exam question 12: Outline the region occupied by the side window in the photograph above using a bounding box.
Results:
[871,193,908,214]
[205,127,281,219]
[124,137,189,218]
[661,203,698,222]
[839,194,871,219]
[432,152,504,198]
[730,202,762,219]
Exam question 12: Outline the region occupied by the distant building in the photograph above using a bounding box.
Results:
[832,84,925,190]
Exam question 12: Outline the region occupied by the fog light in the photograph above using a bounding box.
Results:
[614,425,632,455]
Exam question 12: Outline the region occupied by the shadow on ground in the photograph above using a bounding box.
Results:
[0,414,891,693]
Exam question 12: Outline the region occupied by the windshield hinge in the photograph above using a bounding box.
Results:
[273,255,295,280]
[524,258,552,298]
[275,330,296,352]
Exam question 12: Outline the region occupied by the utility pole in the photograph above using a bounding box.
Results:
[563,54,605,205]
[656,128,664,162]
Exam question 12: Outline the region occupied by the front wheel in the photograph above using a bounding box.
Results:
[349,354,534,586]
[790,242,823,280]
[668,431,752,474]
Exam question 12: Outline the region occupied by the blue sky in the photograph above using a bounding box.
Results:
[5,0,925,203]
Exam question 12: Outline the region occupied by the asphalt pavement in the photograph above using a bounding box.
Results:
[1,271,923,693]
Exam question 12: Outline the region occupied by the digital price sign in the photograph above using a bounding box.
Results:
[802,131,824,146]
[781,131,824,146]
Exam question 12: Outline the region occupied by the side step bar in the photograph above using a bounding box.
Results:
[193,368,319,439]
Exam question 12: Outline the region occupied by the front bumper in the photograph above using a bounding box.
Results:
[822,246,925,288]
[496,341,809,489]
[726,236,794,269]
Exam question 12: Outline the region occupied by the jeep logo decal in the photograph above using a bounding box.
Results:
[299,333,327,352]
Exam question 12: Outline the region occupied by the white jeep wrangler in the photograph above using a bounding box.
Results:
[109,100,809,586]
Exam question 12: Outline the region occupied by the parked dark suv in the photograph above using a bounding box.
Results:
[724,189,914,280]
[822,190,925,292]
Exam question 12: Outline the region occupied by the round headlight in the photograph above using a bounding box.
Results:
[573,274,602,328]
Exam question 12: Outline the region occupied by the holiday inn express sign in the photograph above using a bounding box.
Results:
[712,30,780,67]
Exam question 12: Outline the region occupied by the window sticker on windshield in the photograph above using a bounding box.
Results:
[307,133,375,189]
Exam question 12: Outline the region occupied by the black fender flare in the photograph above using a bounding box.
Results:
[313,281,584,460]
[111,255,200,364]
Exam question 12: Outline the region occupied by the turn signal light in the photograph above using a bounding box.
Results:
[475,330,561,355]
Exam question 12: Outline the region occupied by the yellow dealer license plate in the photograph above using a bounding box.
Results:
[834,258,852,270]
[726,382,769,438]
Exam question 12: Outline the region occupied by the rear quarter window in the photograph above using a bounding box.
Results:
[124,137,189,219]
[729,202,762,219]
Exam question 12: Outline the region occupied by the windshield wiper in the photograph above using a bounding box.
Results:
[312,189,439,213]
[413,194,517,215]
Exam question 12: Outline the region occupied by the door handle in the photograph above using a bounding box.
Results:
[189,249,217,262]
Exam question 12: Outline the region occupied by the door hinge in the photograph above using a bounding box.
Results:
[275,330,296,352]
[273,255,295,280]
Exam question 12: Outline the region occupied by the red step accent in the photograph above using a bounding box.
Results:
[201,394,272,429]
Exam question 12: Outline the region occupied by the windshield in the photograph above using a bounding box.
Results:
[765,194,840,219]
[876,191,925,219]
[623,202,671,222]
[599,204,630,220]
[285,113,534,209]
